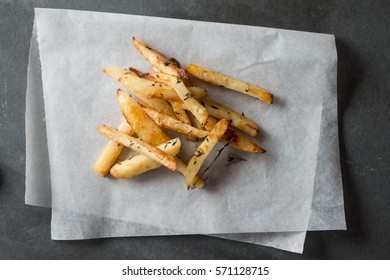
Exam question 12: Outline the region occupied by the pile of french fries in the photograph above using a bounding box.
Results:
[94,37,273,189]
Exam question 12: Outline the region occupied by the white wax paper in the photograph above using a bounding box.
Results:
[25,8,346,254]
[26,20,307,253]
[35,8,327,234]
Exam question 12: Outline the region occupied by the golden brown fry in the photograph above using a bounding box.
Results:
[176,157,204,189]
[141,106,208,138]
[128,67,206,101]
[116,89,170,146]
[173,99,259,137]
[132,37,191,86]
[102,66,128,81]
[93,120,133,176]
[98,125,177,171]
[204,116,265,153]
[115,91,204,186]
[105,67,169,93]
[93,120,134,176]
[103,67,175,117]
[186,64,273,104]
[110,138,181,179]
[170,101,197,142]
[147,86,207,101]
[146,72,208,125]
[170,100,191,123]
[128,67,146,78]
[152,66,161,73]
[201,99,259,137]
[187,111,203,130]
[185,118,230,187]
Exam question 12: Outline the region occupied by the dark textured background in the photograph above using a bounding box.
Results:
[0,0,389,259]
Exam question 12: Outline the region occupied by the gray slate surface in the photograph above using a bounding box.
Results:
[0,0,389,259]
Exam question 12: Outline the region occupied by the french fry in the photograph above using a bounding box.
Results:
[170,101,197,142]
[173,99,260,137]
[146,72,208,125]
[127,67,146,78]
[104,66,170,95]
[170,100,191,123]
[146,86,207,101]
[201,99,259,137]
[187,111,203,130]
[141,106,208,138]
[117,89,205,187]
[93,120,134,176]
[186,64,273,104]
[128,67,207,101]
[97,39,272,189]
[116,89,170,146]
[152,66,161,73]
[102,66,128,81]
[110,138,181,178]
[98,125,177,171]
[185,119,230,187]
[132,37,191,86]
[204,116,265,153]
[176,157,204,189]
[104,67,175,118]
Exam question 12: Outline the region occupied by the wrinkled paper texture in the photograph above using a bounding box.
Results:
[26,18,307,253]
[25,8,345,252]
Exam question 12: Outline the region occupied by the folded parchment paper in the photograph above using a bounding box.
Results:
[26,8,343,254]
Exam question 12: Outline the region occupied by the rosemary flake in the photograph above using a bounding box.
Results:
[183,92,192,100]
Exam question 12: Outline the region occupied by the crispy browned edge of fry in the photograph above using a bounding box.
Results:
[93,120,134,176]
[98,124,177,171]
[186,64,273,104]
[132,37,191,86]
[204,116,265,153]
